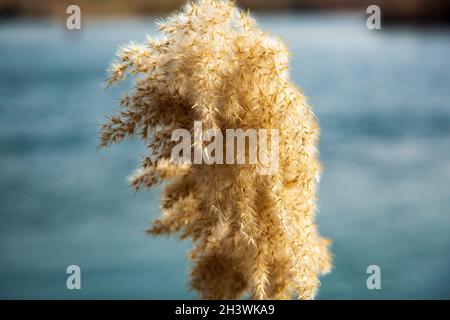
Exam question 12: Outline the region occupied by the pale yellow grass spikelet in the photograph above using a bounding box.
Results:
[100,0,332,299]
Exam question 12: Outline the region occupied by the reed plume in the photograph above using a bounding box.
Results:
[100,0,332,299]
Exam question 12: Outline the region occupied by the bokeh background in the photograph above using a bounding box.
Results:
[1,0,450,299]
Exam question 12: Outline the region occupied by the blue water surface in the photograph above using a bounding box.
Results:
[0,13,449,299]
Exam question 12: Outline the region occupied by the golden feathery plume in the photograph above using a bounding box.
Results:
[100,0,332,299]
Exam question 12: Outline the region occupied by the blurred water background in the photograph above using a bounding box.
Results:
[0,12,450,299]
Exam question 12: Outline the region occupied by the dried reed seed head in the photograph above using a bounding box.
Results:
[100,0,332,300]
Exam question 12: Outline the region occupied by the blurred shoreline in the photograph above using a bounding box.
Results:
[1,0,450,24]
